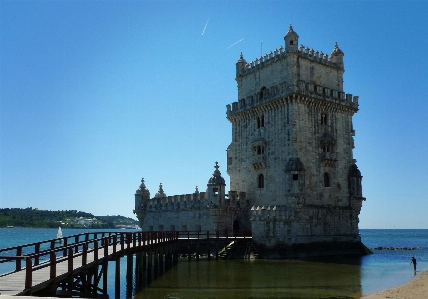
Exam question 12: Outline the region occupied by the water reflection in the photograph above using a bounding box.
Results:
[134,259,362,299]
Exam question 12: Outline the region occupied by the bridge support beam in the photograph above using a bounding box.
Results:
[126,253,133,298]
[115,256,120,299]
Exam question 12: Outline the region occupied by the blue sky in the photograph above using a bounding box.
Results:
[1,0,427,228]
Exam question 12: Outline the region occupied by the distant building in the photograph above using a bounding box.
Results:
[134,26,367,255]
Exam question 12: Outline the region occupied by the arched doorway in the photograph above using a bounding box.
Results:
[233,219,240,235]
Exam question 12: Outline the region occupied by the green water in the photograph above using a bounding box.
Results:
[134,259,362,299]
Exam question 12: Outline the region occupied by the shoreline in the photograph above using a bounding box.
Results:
[361,270,428,299]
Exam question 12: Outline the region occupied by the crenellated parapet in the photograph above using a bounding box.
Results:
[146,192,207,211]
[236,41,344,80]
[238,47,340,76]
[227,79,359,119]
[142,190,249,212]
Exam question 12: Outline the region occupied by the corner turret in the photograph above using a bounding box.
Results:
[207,162,226,206]
[236,52,247,78]
[134,178,150,224]
[134,178,150,209]
[284,24,299,53]
[348,164,363,199]
[330,42,344,69]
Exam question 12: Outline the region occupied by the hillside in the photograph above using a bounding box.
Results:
[0,208,138,229]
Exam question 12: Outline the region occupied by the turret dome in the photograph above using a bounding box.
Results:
[285,24,299,38]
[330,42,344,68]
[154,183,167,198]
[331,42,344,55]
[135,178,150,196]
[207,162,226,185]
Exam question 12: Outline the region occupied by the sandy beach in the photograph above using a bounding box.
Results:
[361,270,428,299]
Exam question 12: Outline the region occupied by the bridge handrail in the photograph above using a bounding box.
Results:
[0,231,123,253]
[0,231,178,274]
[176,230,252,239]
[0,231,126,265]
[0,231,179,295]
[0,235,112,272]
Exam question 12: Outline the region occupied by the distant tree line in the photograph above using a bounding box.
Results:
[0,208,138,228]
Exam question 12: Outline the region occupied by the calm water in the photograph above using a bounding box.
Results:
[0,228,427,298]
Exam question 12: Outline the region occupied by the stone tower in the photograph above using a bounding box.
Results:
[226,25,366,251]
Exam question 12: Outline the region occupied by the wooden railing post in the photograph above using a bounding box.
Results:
[68,247,73,272]
[104,238,108,257]
[74,236,79,253]
[63,238,68,257]
[113,235,117,253]
[34,243,40,265]
[16,246,22,271]
[25,257,33,294]
[82,243,87,266]
[50,251,56,279]
[94,239,98,261]
[121,233,125,251]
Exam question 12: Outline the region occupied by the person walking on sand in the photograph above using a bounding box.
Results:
[411,256,417,273]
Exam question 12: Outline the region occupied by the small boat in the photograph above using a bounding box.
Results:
[56,227,64,244]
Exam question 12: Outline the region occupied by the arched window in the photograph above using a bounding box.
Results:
[259,86,266,100]
[323,172,330,187]
[258,174,264,188]
[256,115,265,128]
[321,114,328,125]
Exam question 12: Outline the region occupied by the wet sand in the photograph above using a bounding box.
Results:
[361,270,428,299]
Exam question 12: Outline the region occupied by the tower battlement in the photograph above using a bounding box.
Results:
[134,189,249,213]
[237,43,342,78]
[227,79,359,119]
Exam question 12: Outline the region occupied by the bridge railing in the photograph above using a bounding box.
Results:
[0,231,121,263]
[0,231,179,295]
[176,229,252,239]
[0,231,178,274]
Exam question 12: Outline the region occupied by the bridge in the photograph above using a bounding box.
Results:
[0,231,178,297]
[0,230,253,298]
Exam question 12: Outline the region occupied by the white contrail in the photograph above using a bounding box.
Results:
[224,38,244,51]
[202,18,209,35]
